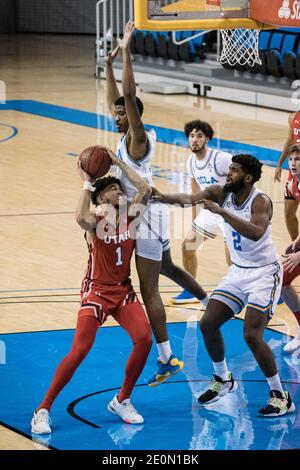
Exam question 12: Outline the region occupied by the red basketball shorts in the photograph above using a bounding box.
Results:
[79,281,140,325]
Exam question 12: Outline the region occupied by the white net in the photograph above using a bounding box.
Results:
[218,28,262,67]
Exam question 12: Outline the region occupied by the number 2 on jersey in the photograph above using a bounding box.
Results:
[232,231,242,251]
[116,246,123,266]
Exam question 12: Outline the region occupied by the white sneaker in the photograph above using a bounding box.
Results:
[31,408,52,434]
[284,337,300,354]
[107,395,144,424]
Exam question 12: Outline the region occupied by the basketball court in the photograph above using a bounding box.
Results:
[0,0,300,451]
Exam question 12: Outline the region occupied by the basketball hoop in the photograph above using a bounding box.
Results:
[218,28,262,67]
[134,1,281,67]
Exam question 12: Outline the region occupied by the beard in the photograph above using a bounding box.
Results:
[190,142,206,154]
[223,178,245,193]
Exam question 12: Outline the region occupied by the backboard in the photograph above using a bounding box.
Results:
[134,1,269,31]
[134,1,300,31]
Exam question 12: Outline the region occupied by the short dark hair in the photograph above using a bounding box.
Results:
[114,96,144,116]
[184,120,214,141]
[287,144,300,157]
[232,154,263,184]
[91,176,122,206]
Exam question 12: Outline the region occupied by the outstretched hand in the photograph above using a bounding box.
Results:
[198,199,223,215]
[105,45,120,65]
[118,21,135,50]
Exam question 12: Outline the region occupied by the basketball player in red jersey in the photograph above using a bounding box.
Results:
[274,111,300,240]
[281,144,300,353]
[31,149,152,434]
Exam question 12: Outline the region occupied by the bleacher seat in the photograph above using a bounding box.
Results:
[176,31,207,62]
[255,31,284,74]
[156,32,169,60]
[133,30,147,56]
[178,31,195,62]
[131,29,208,63]
[283,40,300,80]
[296,54,300,79]
[266,34,298,77]
[190,33,206,60]
[145,32,158,57]
[167,31,180,61]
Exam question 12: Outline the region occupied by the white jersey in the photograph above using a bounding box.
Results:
[116,128,170,261]
[187,148,232,190]
[222,187,278,268]
[116,129,156,201]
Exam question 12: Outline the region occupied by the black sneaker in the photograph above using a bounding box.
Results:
[258,390,296,417]
[198,372,238,404]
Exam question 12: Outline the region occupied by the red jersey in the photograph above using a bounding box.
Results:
[81,216,135,291]
[286,112,300,182]
[285,176,300,203]
[292,111,300,145]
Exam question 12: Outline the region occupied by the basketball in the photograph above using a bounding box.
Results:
[79,145,111,179]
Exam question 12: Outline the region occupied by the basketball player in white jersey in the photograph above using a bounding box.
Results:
[171,120,232,304]
[105,21,209,386]
[154,154,295,416]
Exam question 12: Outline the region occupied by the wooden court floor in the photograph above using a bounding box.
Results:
[0,34,298,449]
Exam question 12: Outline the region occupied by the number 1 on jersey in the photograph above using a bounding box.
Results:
[116,246,123,266]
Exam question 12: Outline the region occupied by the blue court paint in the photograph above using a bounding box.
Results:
[0,100,285,169]
[0,123,18,143]
[0,321,299,450]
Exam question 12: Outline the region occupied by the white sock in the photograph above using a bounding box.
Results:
[213,359,229,381]
[266,373,284,394]
[201,296,209,308]
[36,408,49,414]
[157,341,172,364]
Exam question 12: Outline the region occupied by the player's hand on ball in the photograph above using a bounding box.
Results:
[200,199,222,214]
[103,147,118,163]
[105,46,120,65]
[77,159,92,182]
[282,252,300,273]
[118,21,135,50]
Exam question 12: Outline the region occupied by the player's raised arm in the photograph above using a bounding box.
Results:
[274,113,295,182]
[204,194,272,242]
[152,185,221,207]
[119,21,147,160]
[105,45,121,114]
[75,161,98,232]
